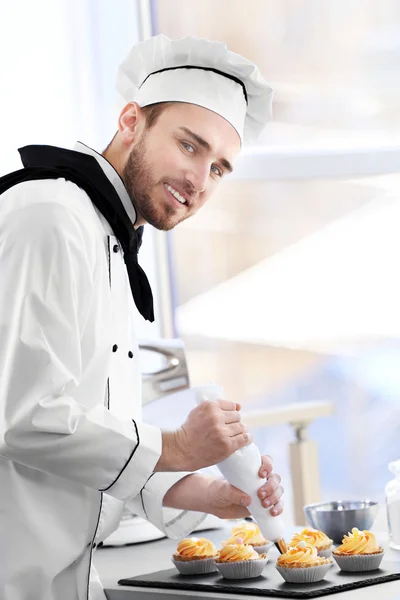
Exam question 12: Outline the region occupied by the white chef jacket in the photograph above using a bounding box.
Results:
[0,142,206,600]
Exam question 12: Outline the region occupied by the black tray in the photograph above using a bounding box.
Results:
[118,561,400,598]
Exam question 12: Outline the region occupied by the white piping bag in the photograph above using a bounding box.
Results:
[192,384,287,553]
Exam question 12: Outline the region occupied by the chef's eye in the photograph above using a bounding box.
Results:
[211,164,222,177]
[181,142,195,153]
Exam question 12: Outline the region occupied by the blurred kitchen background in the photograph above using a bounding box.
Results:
[1,0,400,528]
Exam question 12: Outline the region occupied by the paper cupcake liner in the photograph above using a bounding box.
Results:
[333,551,384,572]
[276,562,332,583]
[216,557,268,580]
[172,556,217,575]
[253,542,274,555]
[318,547,333,558]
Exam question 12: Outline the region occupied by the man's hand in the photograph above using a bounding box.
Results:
[256,454,284,514]
[162,454,284,519]
[155,400,252,472]
[205,454,284,519]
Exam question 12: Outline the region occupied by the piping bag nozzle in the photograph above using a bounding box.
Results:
[275,539,288,554]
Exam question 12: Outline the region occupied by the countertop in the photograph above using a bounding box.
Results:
[94,525,400,600]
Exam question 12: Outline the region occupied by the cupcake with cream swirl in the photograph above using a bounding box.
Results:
[216,539,268,579]
[290,527,333,557]
[276,540,332,583]
[172,537,218,574]
[333,528,384,572]
[222,521,271,554]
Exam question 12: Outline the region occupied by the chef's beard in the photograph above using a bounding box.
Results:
[122,135,190,231]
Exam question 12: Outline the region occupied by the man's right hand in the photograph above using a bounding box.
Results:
[155,400,253,472]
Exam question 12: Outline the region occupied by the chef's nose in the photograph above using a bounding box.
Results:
[185,163,209,194]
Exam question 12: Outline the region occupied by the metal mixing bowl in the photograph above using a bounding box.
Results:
[304,500,379,543]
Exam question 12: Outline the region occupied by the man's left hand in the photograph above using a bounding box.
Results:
[206,454,284,520]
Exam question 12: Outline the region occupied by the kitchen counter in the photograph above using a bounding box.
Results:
[95,525,400,600]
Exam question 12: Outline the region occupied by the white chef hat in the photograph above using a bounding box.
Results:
[116,34,273,145]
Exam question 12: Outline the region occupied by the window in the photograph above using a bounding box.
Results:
[155,0,400,522]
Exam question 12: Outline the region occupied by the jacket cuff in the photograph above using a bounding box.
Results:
[126,472,207,540]
[102,421,161,501]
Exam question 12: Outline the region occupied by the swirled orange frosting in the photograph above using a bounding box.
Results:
[222,521,267,546]
[217,544,264,562]
[277,541,330,567]
[175,537,218,558]
[290,528,332,549]
[334,528,382,555]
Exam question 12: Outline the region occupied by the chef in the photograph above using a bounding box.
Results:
[0,35,283,599]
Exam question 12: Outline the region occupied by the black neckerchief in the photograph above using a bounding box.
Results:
[0,145,154,322]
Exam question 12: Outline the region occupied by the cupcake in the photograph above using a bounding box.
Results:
[216,542,268,579]
[222,521,271,554]
[333,528,384,572]
[276,541,333,583]
[172,537,218,575]
[290,527,333,558]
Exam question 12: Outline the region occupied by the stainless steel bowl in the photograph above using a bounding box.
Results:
[304,500,379,544]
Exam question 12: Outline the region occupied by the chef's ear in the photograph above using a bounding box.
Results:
[118,102,145,146]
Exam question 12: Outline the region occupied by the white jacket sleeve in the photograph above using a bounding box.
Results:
[126,472,207,539]
[0,194,160,501]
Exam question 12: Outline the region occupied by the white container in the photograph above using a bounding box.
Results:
[386,459,400,550]
[192,384,285,543]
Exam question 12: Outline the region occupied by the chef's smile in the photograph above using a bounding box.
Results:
[163,182,189,208]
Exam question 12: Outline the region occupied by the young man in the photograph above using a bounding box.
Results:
[0,35,283,599]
